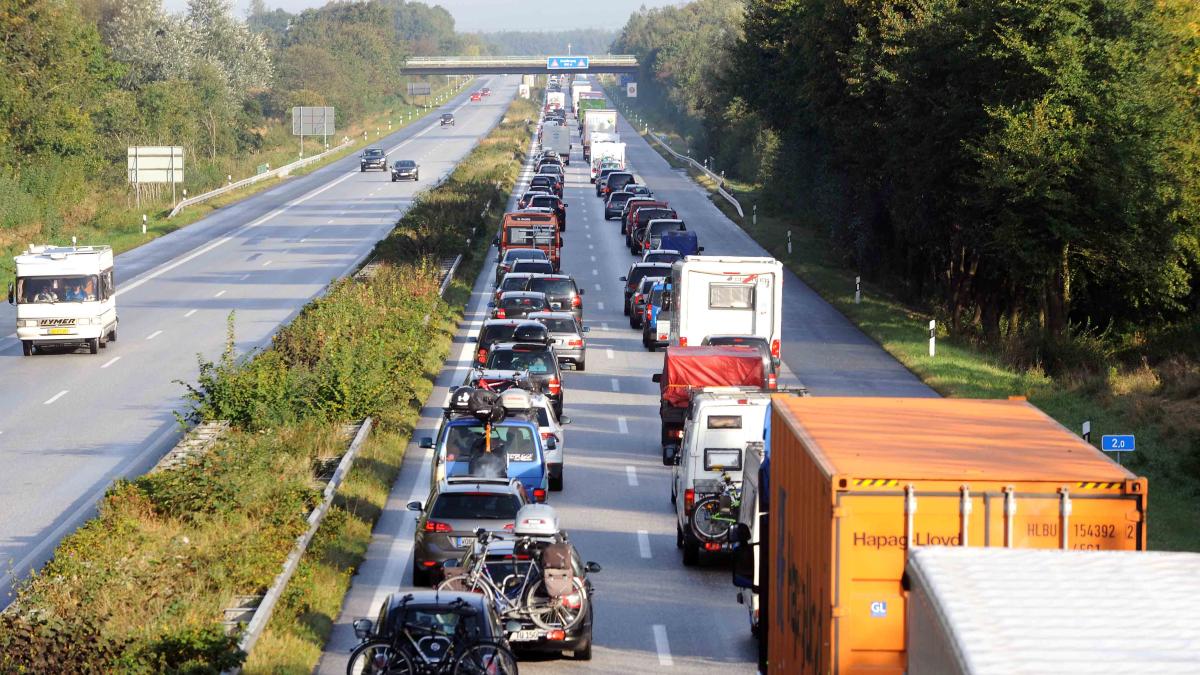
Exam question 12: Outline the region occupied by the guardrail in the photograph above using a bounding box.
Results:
[167,140,353,218]
[645,129,744,218]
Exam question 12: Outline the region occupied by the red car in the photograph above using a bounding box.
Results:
[470,92,483,101]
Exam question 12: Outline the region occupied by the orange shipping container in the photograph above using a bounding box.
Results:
[766,397,1147,675]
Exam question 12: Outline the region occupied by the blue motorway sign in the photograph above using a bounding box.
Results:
[1101,435,1136,452]
[547,56,590,70]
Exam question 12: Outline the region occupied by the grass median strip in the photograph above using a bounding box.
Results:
[0,92,539,674]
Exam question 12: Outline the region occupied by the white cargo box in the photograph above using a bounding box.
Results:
[906,547,1200,674]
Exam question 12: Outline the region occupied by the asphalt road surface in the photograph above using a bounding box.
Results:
[318,80,933,675]
[0,76,519,600]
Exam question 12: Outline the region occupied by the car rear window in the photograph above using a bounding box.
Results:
[486,348,556,373]
[530,197,559,209]
[629,267,669,286]
[505,250,546,262]
[501,295,547,310]
[511,261,554,274]
[481,324,518,344]
[431,493,522,520]
[538,317,577,333]
[645,253,679,263]
[498,276,530,293]
[650,221,685,235]
[527,278,575,296]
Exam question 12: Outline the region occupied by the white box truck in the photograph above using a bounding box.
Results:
[570,84,592,112]
[667,256,783,357]
[8,244,118,356]
[906,547,1200,673]
[545,91,565,111]
[589,140,625,171]
[582,110,618,160]
[542,125,571,165]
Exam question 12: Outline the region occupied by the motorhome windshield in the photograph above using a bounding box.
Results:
[17,276,99,304]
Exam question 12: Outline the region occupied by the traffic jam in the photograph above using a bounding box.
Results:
[345,77,790,674]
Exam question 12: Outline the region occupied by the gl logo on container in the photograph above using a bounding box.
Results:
[870,601,887,618]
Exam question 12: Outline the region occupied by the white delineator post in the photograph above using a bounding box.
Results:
[928,319,936,357]
[855,276,861,305]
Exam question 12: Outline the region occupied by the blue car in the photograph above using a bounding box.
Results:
[658,230,702,257]
[423,415,550,503]
[642,281,672,351]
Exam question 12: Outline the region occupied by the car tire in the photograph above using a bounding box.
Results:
[571,638,592,661]
[682,532,700,566]
[99,332,107,349]
[676,524,684,548]
[21,340,32,356]
[415,173,419,181]
[360,167,365,172]
[622,300,629,316]
[88,337,99,354]
[108,328,117,343]
[550,472,563,492]
[648,344,657,352]
[629,315,638,329]
[391,177,397,182]
[412,566,432,587]
[575,359,585,372]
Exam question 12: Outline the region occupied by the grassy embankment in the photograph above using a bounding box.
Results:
[605,85,1199,553]
[0,79,471,277]
[0,91,540,673]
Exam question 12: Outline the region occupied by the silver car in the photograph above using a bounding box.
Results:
[528,311,588,371]
[530,391,570,491]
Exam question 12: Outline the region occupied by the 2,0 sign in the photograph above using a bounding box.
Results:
[1101,435,1136,452]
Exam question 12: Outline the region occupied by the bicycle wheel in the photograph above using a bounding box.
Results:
[690,496,732,542]
[453,641,519,675]
[523,575,588,632]
[346,640,416,675]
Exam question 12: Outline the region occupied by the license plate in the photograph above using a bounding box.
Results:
[509,629,544,643]
[48,328,70,335]
[454,536,473,547]
[551,302,562,309]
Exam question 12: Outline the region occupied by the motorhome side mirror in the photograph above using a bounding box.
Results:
[6,283,13,305]
[352,618,374,640]
[546,437,557,450]
[732,522,752,545]
[418,437,434,449]
[585,561,602,573]
[651,373,662,383]
[442,559,460,569]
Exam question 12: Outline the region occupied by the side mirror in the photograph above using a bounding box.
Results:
[419,437,434,449]
[582,326,590,333]
[6,283,13,305]
[585,561,602,574]
[662,444,678,466]
[732,522,752,545]
[698,246,705,252]
[468,336,478,343]
[443,559,460,569]
[619,276,627,282]
[560,416,572,425]
[546,437,558,450]
[492,236,499,247]
[577,288,585,296]
[651,373,662,383]
[486,302,496,308]
[352,618,374,640]
[406,500,423,512]
[563,203,569,208]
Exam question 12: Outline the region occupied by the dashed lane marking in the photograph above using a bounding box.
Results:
[184,309,197,318]
[637,530,652,559]
[618,417,628,434]
[626,465,638,486]
[653,625,673,666]
[146,330,162,340]
[43,390,68,405]
[100,356,120,369]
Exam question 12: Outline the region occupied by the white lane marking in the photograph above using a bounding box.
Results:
[590,255,596,262]
[637,530,652,559]
[588,244,594,250]
[597,301,605,311]
[601,322,609,330]
[100,356,120,369]
[611,378,620,392]
[146,330,162,340]
[263,260,273,267]
[653,625,673,666]
[606,348,614,360]
[299,238,307,243]
[43,390,68,405]
[586,233,591,239]
[184,309,198,318]
[213,290,226,298]
[594,284,601,291]
[618,416,628,434]
[592,269,598,276]
[327,219,335,224]
[239,273,250,281]
[626,465,638,486]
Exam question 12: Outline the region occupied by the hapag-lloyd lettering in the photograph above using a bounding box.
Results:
[853,532,962,549]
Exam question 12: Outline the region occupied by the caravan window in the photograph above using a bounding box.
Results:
[704,447,742,471]
[709,284,754,310]
[707,415,742,430]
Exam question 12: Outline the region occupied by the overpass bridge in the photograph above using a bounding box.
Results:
[401,55,638,75]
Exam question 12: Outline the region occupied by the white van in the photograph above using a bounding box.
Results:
[667,256,783,360]
[9,244,118,356]
[664,388,771,566]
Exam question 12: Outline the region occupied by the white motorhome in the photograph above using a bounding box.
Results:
[589,141,626,172]
[667,256,783,357]
[582,110,618,160]
[664,388,771,566]
[9,244,118,355]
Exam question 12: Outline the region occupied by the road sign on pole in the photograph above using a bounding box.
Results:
[626,82,638,98]
[127,146,184,209]
[547,56,590,70]
[292,106,335,157]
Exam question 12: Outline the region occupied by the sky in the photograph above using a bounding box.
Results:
[162,0,686,32]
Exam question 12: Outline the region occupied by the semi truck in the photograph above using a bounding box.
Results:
[570,83,592,112]
[759,396,1148,675]
[666,257,783,362]
[905,547,1200,673]
[9,244,118,356]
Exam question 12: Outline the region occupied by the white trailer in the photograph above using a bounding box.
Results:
[667,257,783,357]
[542,126,571,164]
[570,84,592,112]
[582,110,618,159]
[545,91,566,110]
[8,244,118,355]
[589,141,625,171]
[906,547,1200,674]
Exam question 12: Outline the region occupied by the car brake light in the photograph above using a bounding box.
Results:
[548,377,561,395]
[571,295,581,308]
[424,520,452,533]
[477,349,487,363]
[644,241,650,249]
[771,339,781,358]
[673,429,684,439]
[768,373,778,390]
[658,332,668,340]
[684,489,695,515]
[533,488,547,502]
[634,293,643,303]
[705,542,723,551]
[496,309,506,318]
[421,560,439,567]
[679,337,688,347]
[541,432,553,440]
[548,628,567,640]
[503,523,515,530]
[568,339,583,347]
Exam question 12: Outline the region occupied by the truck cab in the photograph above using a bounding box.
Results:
[664,389,772,566]
[9,244,118,356]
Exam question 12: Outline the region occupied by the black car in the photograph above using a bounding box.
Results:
[632,218,687,255]
[494,272,538,302]
[625,206,677,245]
[391,159,419,182]
[599,171,635,198]
[360,147,387,172]
[496,248,549,285]
[527,274,584,321]
[594,168,621,195]
[350,591,511,669]
[484,341,564,416]
[471,319,550,365]
[528,194,567,230]
[629,275,665,329]
[440,113,455,126]
[619,262,673,316]
[604,191,639,220]
[490,291,550,320]
[530,175,562,198]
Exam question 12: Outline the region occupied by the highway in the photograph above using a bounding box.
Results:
[318,79,933,674]
[0,75,518,599]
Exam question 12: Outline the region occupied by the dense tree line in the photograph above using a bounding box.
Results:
[617,0,1200,362]
[478,28,619,56]
[0,0,475,249]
